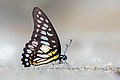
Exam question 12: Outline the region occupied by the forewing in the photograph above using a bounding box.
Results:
[31,7,61,52]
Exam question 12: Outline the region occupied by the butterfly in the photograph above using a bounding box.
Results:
[21,7,71,67]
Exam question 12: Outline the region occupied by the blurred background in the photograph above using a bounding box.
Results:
[0,0,120,80]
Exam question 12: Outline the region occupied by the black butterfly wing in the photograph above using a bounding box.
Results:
[32,7,61,51]
[21,7,61,67]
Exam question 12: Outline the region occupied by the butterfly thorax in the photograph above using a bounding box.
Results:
[59,54,67,64]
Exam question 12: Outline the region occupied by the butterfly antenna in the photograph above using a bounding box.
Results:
[63,39,73,69]
[64,39,72,55]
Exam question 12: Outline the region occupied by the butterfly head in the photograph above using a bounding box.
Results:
[60,55,67,61]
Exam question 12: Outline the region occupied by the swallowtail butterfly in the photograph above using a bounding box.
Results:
[21,7,70,67]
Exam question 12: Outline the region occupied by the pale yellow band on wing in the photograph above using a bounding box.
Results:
[33,54,59,66]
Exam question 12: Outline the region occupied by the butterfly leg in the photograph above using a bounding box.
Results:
[43,64,50,69]
[64,60,73,69]
[58,60,63,68]
[51,61,55,68]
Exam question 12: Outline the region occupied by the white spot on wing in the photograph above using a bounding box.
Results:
[36,29,39,32]
[55,49,57,52]
[25,54,29,57]
[35,34,37,37]
[40,45,51,53]
[48,28,51,31]
[47,32,53,36]
[37,54,49,58]
[41,36,48,40]
[34,54,59,65]
[33,58,46,62]
[43,23,48,28]
[37,20,42,23]
[53,45,57,47]
[32,41,38,47]
[37,24,41,28]
[28,45,34,50]
[45,19,49,23]
[41,41,50,46]
[41,27,47,30]
[51,40,55,43]
[27,49,32,53]
[38,11,41,15]
[41,30,46,35]
[36,15,39,17]
[37,50,43,53]
[26,62,29,66]
[25,59,28,61]
[33,58,41,62]
[40,17,44,21]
